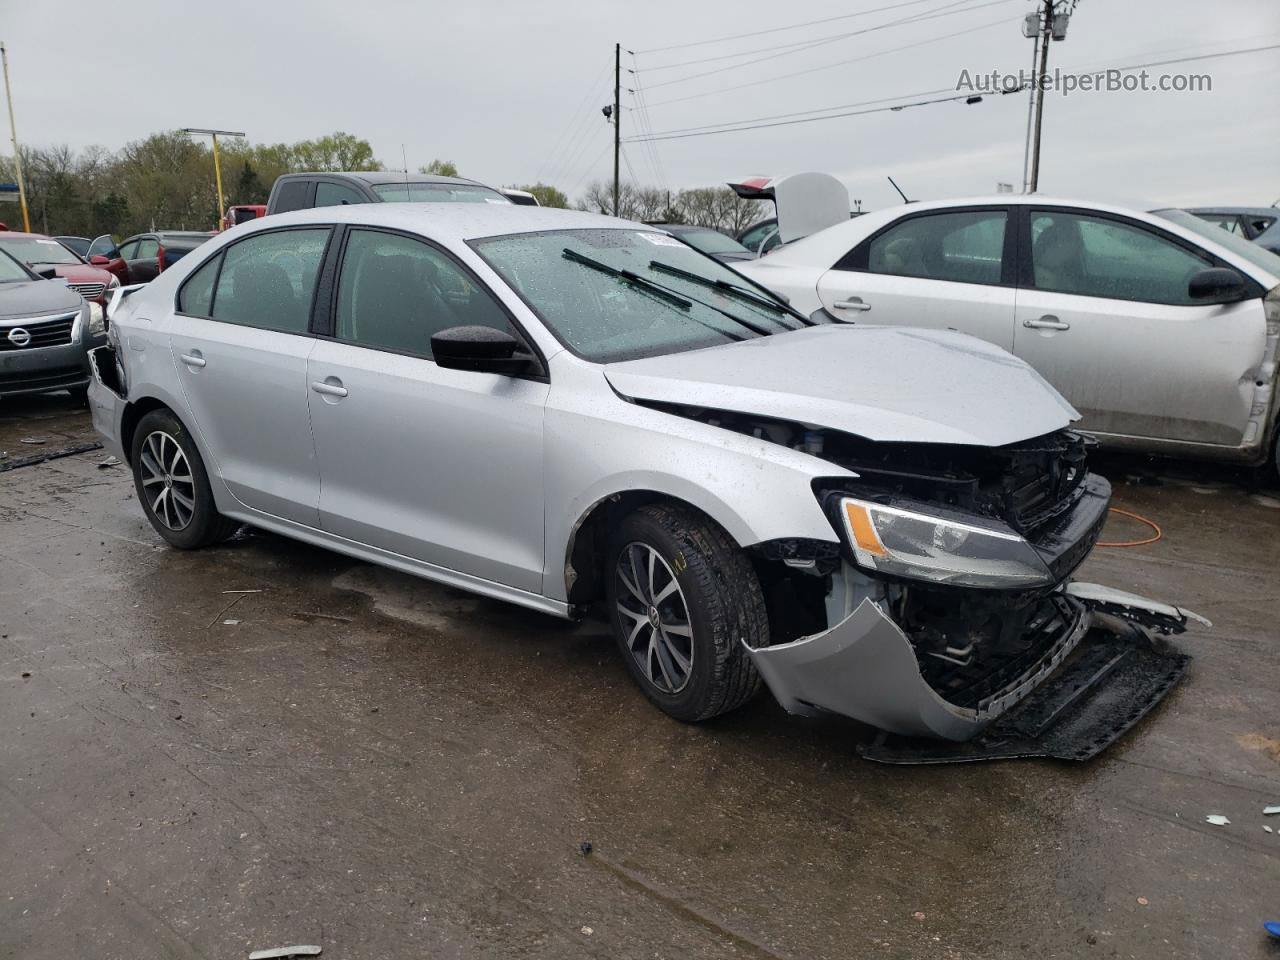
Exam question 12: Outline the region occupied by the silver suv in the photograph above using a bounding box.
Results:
[88,205,1205,760]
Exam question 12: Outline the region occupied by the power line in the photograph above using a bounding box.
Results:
[642,0,1018,91]
[624,89,1008,143]
[633,0,942,54]
[1070,42,1280,80]
[642,14,1014,108]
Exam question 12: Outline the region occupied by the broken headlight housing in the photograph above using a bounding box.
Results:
[838,496,1054,589]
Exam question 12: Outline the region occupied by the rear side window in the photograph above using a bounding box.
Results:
[211,229,330,333]
[335,228,510,358]
[273,180,310,213]
[861,210,1007,284]
[177,253,220,316]
[315,181,366,207]
[1030,211,1212,305]
[134,239,160,259]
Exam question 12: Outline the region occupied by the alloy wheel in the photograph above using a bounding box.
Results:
[138,430,196,531]
[615,542,695,694]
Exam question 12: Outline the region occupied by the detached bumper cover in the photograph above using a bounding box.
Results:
[743,583,1199,757]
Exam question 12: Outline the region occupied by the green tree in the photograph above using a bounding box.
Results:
[419,159,459,177]
[290,132,381,172]
[516,183,569,208]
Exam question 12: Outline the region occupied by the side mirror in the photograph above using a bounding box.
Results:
[1188,267,1246,302]
[431,325,531,375]
[88,255,110,266]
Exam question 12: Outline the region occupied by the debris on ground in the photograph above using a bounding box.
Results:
[912,912,926,921]
[97,456,121,468]
[223,619,241,626]
[19,437,47,445]
[0,441,105,473]
[1263,805,1280,816]
[1265,922,1280,940]
[222,589,264,594]
[579,841,593,856]
[1137,897,1149,906]
[579,926,593,936]
[1263,826,1272,834]
[1205,814,1230,826]
[248,947,322,959]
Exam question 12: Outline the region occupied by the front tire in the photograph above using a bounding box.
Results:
[130,408,239,549]
[606,503,769,722]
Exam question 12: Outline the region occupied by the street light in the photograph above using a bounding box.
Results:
[183,128,245,230]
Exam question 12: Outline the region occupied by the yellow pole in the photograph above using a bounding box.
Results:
[0,42,32,233]
[211,132,226,231]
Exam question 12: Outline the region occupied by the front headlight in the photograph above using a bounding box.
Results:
[87,301,106,336]
[839,496,1053,589]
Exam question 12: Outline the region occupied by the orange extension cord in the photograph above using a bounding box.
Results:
[1096,507,1163,548]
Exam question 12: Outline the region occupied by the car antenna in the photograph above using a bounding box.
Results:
[887,176,911,204]
[401,145,409,184]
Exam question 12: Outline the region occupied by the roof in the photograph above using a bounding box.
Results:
[0,231,55,240]
[255,203,641,242]
[281,170,490,188]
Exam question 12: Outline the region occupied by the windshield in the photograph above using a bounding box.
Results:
[0,236,82,265]
[373,182,510,204]
[0,249,31,282]
[1153,209,1280,278]
[472,228,802,362]
[673,228,751,257]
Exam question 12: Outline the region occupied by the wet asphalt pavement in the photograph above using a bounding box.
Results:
[1,393,1278,960]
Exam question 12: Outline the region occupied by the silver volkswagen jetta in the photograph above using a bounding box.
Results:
[88,205,1205,760]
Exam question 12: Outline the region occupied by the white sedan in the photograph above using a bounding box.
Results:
[736,196,1280,474]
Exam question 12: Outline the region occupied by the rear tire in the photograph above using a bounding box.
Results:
[606,503,768,722]
[130,408,239,549]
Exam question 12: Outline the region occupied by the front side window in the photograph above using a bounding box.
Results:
[0,236,82,265]
[1031,211,1212,304]
[211,229,329,333]
[371,182,509,204]
[88,235,119,259]
[472,228,804,362]
[177,253,221,316]
[315,182,366,207]
[335,229,509,357]
[863,210,1006,284]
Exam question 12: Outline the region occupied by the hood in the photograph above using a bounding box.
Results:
[47,264,111,284]
[0,279,84,320]
[604,325,1079,447]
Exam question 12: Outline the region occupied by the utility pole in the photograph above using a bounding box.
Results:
[1024,0,1070,193]
[183,128,245,230]
[613,42,621,217]
[0,42,32,232]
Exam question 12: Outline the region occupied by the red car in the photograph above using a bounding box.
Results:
[0,232,118,304]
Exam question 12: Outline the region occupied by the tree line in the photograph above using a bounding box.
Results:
[0,130,766,239]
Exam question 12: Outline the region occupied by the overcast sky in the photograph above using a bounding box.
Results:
[4,0,1278,209]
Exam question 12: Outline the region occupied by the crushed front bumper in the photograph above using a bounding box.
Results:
[743,583,1201,761]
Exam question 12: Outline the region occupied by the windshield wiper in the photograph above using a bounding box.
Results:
[561,248,746,342]
[648,260,811,327]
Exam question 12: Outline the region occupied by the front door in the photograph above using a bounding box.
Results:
[1012,208,1263,446]
[307,227,548,592]
[816,206,1017,350]
[168,227,331,525]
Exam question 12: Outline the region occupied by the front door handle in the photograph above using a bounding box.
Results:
[833,297,872,312]
[311,379,348,398]
[179,351,206,368]
[1023,316,1070,331]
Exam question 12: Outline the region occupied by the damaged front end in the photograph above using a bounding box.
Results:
[737,427,1202,761]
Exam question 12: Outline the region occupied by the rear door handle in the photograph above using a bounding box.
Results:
[311,379,348,398]
[1023,316,1070,331]
[179,351,206,368]
[833,297,872,312]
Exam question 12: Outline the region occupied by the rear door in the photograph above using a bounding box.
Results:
[169,226,331,524]
[1012,206,1265,446]
[815,206,1017,350]
[307,226,548,591]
